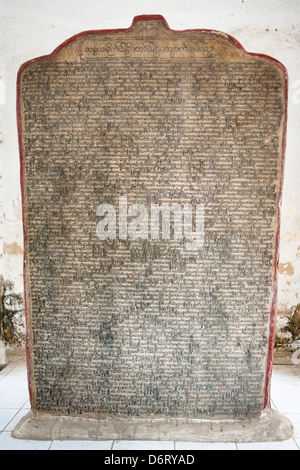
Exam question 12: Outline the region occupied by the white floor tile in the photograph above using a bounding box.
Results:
[21,400,31,410]
[10,365,28,377]
[175,441,236,450]
[0,364,19,379]
[0,388,29,409]
[271,381,300,414]
[50,440,113,450]
[291,365,300,377]
[271,366,299,381]
[236,439,299,450]
[3,409,30,432]
[295,438,300,449]
[271,399,278,411]
[112,440,174,450]
[0,375,28,391]
[0,409,19,432]
[0,431,51,450]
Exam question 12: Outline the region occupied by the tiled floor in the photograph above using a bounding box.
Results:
[0,357,299,450]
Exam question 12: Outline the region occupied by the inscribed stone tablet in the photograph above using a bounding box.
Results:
[18,16,287,420]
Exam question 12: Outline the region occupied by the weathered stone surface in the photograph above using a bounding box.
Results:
[12,410,293,443]
[17,15,288,430]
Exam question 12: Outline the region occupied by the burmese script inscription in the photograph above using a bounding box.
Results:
[79,37,222,59]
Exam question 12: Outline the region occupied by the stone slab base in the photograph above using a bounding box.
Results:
[12,409,293,443]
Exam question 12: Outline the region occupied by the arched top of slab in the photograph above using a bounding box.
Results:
[18,14,288,83]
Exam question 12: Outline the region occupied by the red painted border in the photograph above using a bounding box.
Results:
[17,14,288,415]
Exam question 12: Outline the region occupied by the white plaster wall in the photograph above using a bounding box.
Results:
[0,0,299,340]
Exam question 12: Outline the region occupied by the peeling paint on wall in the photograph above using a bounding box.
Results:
[3,242,23,256]
[278,262,295,276]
